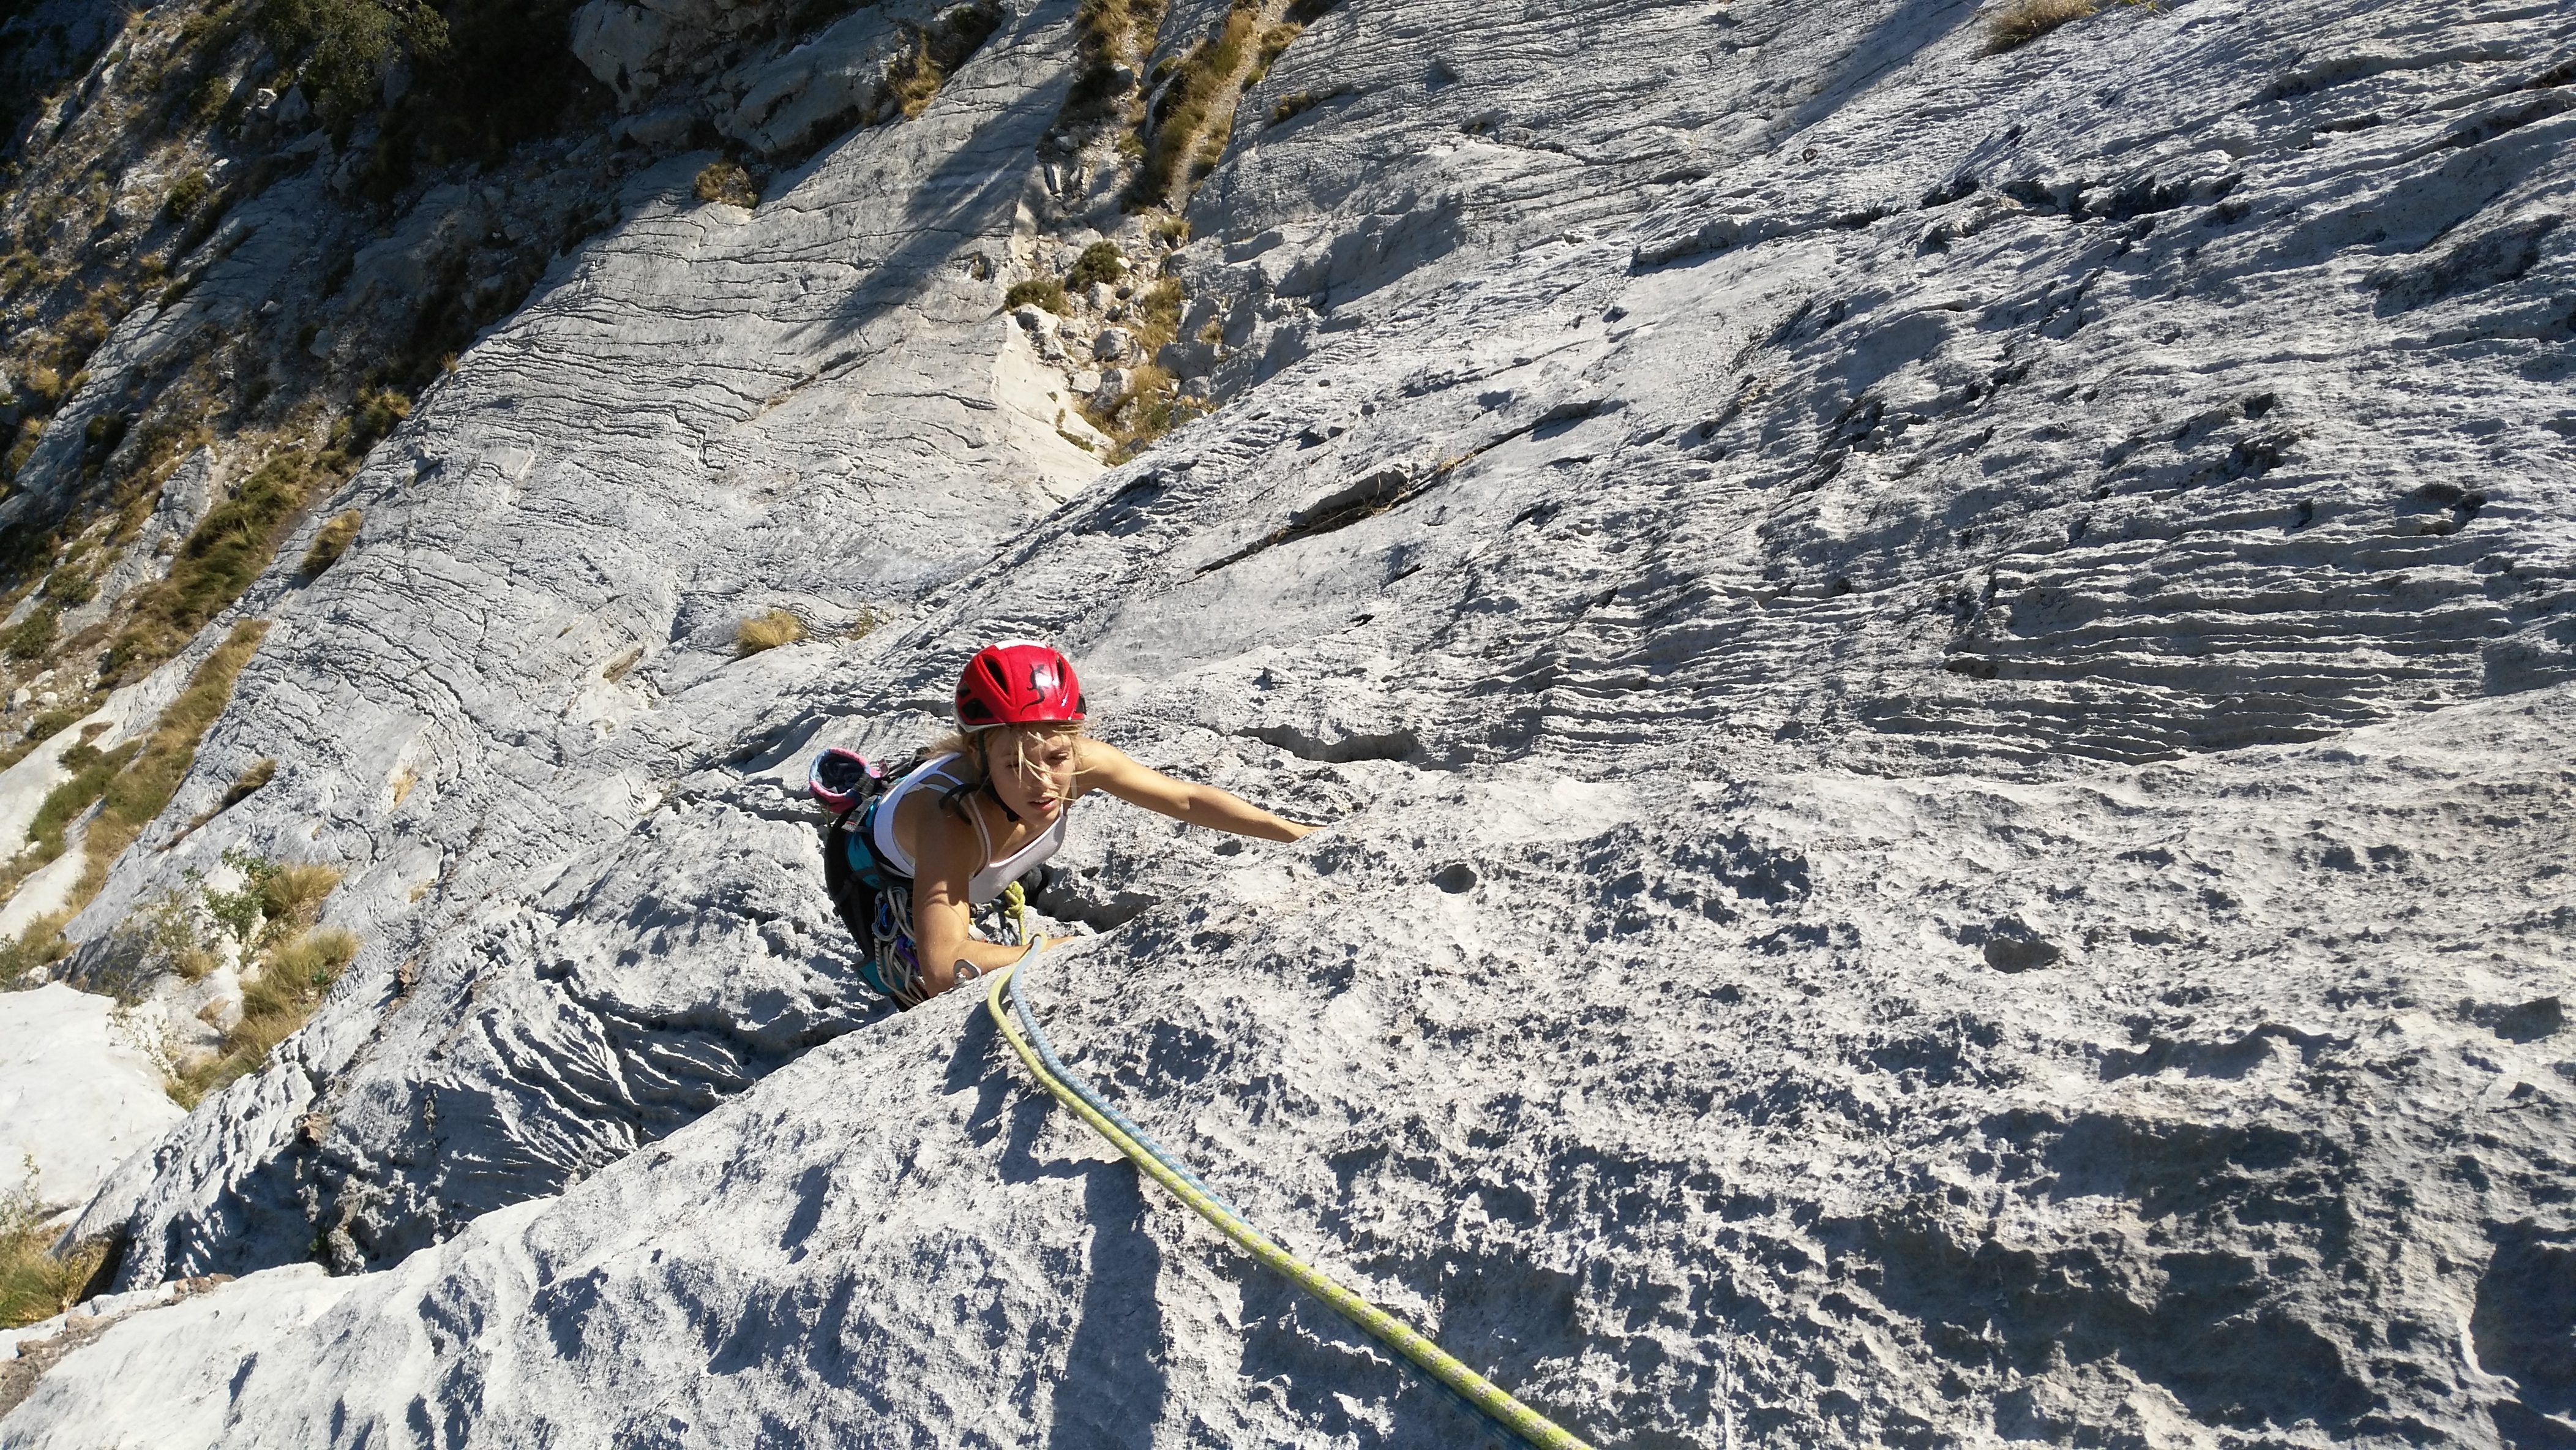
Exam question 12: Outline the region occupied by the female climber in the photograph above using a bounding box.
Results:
[812,641,1315,1007]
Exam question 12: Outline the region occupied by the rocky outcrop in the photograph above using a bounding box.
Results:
[4,0,2574,1443]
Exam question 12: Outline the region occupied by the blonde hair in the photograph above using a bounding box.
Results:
[934,720,1087,817]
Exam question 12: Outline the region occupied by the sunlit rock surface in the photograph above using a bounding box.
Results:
[7,0,2573,1444]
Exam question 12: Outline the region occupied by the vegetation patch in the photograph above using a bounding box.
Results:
[0,915,72,991]
[5,608,58,663]
[693,159,760,209]
[0,1176,107,1329]
[253,0,452,126]
[1084,362,1210,464]
[1269,84,1342,127]
[105,452,320,683]
[299,509,363,579]
[162,170,212,224]
[155,851,355,1108]
[0,621,277,964]
[1004,277,1068,313]
[878,2,1005,121]
[736,608,807,656]
[1063,0,1173,124]
[1133,4,1260,208]
[1065,241,1128,291]
[1986,0,2096,51]
[170,757,277,846]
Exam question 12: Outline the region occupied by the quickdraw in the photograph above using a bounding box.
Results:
[984,943,1600,1450]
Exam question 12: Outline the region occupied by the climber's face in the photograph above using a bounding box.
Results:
[985,725,1081,822]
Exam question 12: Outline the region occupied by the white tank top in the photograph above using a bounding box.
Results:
[871,753,1070,904]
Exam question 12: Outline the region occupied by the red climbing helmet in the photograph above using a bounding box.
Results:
[955,641,1085,731]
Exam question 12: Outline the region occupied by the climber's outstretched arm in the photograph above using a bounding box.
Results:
[1080,741,1317,841]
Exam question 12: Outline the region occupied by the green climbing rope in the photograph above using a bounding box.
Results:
[984,944,1599,1450]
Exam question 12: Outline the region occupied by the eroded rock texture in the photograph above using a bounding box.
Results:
[8,0,2574,1444]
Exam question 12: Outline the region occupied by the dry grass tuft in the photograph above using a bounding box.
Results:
[736,608,807,656]
[1,1178,105,1329]
[1986,0,2095,51]
[693,159,759,209]
[1134,7,1260,209]
[74,621,272,911]
[299,509,362,578]
[166,757,277,848]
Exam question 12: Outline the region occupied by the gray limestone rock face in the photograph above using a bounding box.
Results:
[11,0,2576,1444]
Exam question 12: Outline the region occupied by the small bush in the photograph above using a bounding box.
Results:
[5,606,58,662]
[128,888,222,981]
[21,708,84,745]
[1986,0,2095,51]
[168,919,358,1108]
[1248,21,1300,85]
[1065,241,1126,290]
[1150,214,1189,246]
[163,170,212,223]
[299,509,362,577]
[883,29,946,118]
[222,759,278,811]
[261,861,345,933]
[39,564,94,607]
[270,926,359,985]
[157,853,353,1107]
[736,609,806,656]
[1129,276,1183,353]
[693,159,758,208]
[1004,277,1067,313]
[254,0,450,123]
[189,73,234,124]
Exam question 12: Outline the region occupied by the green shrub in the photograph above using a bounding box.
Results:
[26,740,141,863]
[5,606,57,662]
[338,388,408,452]
[39,564,94,607]
[253,0,449,123]
[1065,240,1126,290]
[163,170,212,222]
[21,707,83,745]
[1004,277,1067,312]
[189,73,235,124]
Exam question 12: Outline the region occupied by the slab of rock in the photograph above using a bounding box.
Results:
[0,985,181,1222]
[14,0,2576,1444]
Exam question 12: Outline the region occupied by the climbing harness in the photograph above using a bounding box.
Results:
[984,942,1601,1450]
